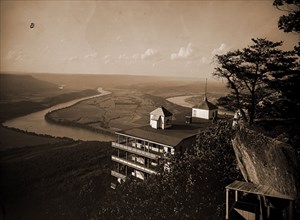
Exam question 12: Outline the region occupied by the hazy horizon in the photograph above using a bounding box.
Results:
[0,70,217,79]
[1,1,299,78]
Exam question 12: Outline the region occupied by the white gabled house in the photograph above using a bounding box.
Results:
[150,106,173,129]
[192,97,218,120]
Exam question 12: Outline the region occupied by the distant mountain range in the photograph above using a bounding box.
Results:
[0,74,59,100]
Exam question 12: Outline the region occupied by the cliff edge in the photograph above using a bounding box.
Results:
[232,127,299,199]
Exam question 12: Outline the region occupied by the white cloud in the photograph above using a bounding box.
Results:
[65,56,78,61]
[141,48,159,60]
[116,35,122,42]
[115,49,162,62]
[201,57,210,64]
[5,50,25,61]
[102,54,112,64]
[132,53,140,60]
[103,55,111,59]
[170,43,194,60]
[212,43,229,55]
[118,54,129,60]
[84,52,98,59]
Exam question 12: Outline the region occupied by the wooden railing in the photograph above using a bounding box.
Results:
[111,170,127,180]
[111,155,157,175]
[112,142,161,160]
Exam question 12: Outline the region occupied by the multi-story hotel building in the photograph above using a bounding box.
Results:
[111,101,217,188]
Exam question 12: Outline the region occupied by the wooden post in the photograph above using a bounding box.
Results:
[289,200,294,220]
[226,189,229,220]
[235,190,238,202]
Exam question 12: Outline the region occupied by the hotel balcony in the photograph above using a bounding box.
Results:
[111,155,157,175]
[111,170,127,181]
[112,141,163,160]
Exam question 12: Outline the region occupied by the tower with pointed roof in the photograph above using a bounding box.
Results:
[192,79,218,120]
[150,106,173,129]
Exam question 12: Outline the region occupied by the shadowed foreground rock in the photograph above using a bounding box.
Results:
[232,127,299,199]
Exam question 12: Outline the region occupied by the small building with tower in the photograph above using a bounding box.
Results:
[192,79,218,120]
[192,97,218,120]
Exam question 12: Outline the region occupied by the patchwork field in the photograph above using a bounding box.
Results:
[46,78,229,132]
[46,88,199,132]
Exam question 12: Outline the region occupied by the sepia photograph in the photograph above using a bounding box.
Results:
[0,0,299,219]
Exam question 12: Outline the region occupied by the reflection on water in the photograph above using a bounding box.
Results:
[3,88,115,142]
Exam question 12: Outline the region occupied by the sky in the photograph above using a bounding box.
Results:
[0,0,299,78]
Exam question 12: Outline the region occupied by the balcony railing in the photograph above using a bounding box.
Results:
[111,170,127,180]
[112,142,161,160]
[111,155,157,175]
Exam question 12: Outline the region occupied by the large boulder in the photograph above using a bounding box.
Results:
[232,127,299,199]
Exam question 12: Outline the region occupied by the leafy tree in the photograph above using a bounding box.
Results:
[273,0,300,33]
[213,38,298,124]
[97,120,241,220]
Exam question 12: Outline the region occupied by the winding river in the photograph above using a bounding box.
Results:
[166,95,198,108]
[3,88,115,142]
[3,90,231,142]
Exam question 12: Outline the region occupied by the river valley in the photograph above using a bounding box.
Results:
[2,88,115,142]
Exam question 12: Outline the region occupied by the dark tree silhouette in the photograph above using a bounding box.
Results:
[213,38,298,124]
[273,0,300,33]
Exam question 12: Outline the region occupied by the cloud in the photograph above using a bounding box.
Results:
[103,55,111,59]
[212,43,229,55]
[170,43,194,60]
[65,56,78,61]
[102,54,112,64]
[132,53,140,60]
[5,50,25,61]
[118,54,129,60]
[84,52,98,59]
[141,48,159,60]
[115,35,122,42]
[201,57,210,64]
[115,49,162,62]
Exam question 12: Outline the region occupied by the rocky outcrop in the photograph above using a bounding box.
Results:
[232,127,299,199]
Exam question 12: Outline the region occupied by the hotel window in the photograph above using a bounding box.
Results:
[193,109,197,116]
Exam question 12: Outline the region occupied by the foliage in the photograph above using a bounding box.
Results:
[97,120,241,220]
[273,0,300,33]
[213,38,299,124]
[0,140,112,220]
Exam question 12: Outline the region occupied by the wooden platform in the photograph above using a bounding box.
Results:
[226,180,296,200]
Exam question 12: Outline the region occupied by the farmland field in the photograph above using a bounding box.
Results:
[45,76,229,132]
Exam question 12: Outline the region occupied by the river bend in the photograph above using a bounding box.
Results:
[3,88,115,142]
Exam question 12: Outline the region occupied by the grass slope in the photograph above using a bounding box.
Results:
[0,137,112,220]
[0,126,60,150]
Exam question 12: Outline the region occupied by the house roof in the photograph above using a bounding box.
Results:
[150,106,173,117]
[226,180,297,200]
[116,122,212,147]
[193,97,218,110]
